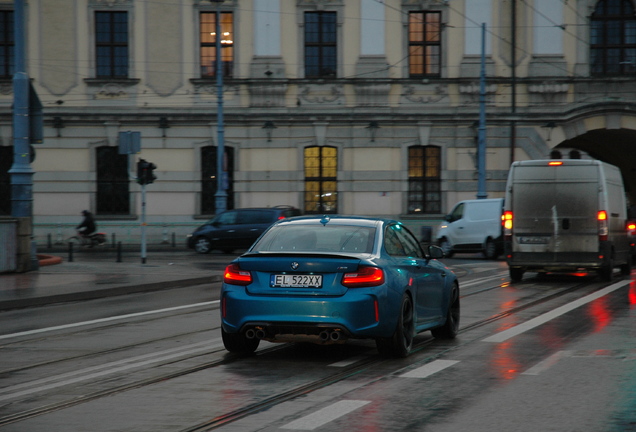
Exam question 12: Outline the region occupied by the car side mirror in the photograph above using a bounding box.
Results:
[211,221,221,227]
[427,245,444,259]
[444,214,453,222]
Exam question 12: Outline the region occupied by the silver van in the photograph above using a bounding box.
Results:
[435,198,504,259]
[504,159,631,281]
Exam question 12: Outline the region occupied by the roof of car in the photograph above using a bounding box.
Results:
[274,215,394,227]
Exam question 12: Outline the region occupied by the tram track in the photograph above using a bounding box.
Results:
[172,278,624,431]
[0,275,624,430]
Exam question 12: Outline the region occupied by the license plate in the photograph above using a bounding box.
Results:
[270,274,322,288]
[519,236,549,244]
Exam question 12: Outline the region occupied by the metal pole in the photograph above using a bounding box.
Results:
[141,184,147,264]
[510,0,517,166]
[9,0,33,218]
[214,1,227,214]
[477,23,488,199]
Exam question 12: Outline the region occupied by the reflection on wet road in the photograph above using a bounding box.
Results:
[1,258,634,432]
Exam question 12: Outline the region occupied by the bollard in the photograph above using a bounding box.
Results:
[47,233,52,249]
[68,242,74,262]
[111,233,116,248]
[116,241,122,263]
[172,232,176,247]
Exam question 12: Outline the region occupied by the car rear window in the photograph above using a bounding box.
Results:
[252,225,376,253]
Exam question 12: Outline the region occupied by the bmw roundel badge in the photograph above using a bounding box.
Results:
[291,262,299,270]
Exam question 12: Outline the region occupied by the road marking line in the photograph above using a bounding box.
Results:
[522,350,573,375]
[0,338,224,402]
[0,300,219,341]
[328,355,367,367]
[281,400,370,430]
[459,272,508,288]
[399,359,459,378]
[482,280,630,343]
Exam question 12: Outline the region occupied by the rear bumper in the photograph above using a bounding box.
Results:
[505,242,613,271]
[221,284,396,339]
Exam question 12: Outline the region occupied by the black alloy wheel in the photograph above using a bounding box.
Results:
[194,236,212,254]
[439,238,454,258]
[483,238,498,260]
[376,293,414,358]
[221,327,260,354]
[431,283,460,339]
[510,267,524,282]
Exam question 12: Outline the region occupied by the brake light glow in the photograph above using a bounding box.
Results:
[342,266,384,288]
[223,263,252,286]
[503,211,513,233]
[548,161,563,166]
[627,222,636,231]
[597,210,608,241]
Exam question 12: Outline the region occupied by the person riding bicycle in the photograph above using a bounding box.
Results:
[77,210,96,237]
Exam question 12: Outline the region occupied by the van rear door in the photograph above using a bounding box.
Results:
[512,165,599,256]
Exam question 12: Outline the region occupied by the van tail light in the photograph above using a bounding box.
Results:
[503,211,513,238]
[224,263,252,286]
[342,266,384,288]
[597,210,608,241]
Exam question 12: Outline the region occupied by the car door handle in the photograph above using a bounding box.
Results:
[227,230,236,233]
[249,229,259,231]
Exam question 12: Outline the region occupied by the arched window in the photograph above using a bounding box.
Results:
[407,145,441,214]
[201,145,234,214]
[304,146,337,214]
[591,0,636,76]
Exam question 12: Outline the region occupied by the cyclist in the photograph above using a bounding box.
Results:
[77,210,96,238]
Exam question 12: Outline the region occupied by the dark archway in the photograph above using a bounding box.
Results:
[556,128,636,205]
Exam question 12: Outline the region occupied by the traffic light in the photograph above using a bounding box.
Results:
[136,159,157,185]
[146,161,157,184]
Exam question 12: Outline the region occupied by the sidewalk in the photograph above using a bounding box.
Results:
[0,249,226,311]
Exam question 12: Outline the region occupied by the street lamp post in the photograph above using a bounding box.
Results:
[212,0,227,214]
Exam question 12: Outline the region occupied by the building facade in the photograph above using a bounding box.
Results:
[1,0,636,244]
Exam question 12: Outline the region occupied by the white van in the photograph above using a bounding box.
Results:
[435,198,504,259]
[504,159,631,281]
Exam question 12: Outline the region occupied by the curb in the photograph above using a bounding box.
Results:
[0,275,223,311]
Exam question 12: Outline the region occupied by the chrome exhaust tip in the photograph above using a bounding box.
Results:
[245,328,256,339]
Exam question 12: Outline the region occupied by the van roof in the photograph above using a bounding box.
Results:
[511,159,604,167]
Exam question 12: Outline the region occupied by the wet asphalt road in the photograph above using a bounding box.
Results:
[0,254,635,432]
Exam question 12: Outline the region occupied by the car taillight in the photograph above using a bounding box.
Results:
[627,222,636,231]
[503,211,513,236]
[598,210,608,241]
[224,263,252,286]
[342,266,384,288]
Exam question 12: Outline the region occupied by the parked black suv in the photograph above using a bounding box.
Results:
[187,206,301,254]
